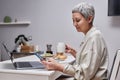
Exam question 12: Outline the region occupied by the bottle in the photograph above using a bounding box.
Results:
[46,44,53,54]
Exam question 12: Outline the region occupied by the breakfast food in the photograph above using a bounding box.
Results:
[41,53,53,57]
[54,53,67,60]
[21,45,34,53]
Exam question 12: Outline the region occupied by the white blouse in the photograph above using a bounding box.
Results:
[63,27,108,80]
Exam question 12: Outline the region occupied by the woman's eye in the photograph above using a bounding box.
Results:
[76,19,80,22]
[72,18,80,23]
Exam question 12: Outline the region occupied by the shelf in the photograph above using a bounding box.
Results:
[0,21,31,26]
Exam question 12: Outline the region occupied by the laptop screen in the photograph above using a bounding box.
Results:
[2,43,14,61]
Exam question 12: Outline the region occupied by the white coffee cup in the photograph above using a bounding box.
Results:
[57,42,65,53]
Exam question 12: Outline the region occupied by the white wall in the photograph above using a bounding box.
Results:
[0,0,120,73]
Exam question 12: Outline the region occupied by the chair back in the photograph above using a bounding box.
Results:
[109,50,120,80]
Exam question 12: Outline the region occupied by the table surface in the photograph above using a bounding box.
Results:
[0,54,75,80]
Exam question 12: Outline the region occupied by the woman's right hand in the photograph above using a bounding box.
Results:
[41,58,64,72]
[65,44,76,58]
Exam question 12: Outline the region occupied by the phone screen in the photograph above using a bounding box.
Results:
[34,53,46,61]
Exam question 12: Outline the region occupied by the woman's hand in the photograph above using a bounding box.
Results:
[65,44,76,58]
[41,58,64,72]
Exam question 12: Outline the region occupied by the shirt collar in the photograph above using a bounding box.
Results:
[85,26,96,37]
[83,26,96,42]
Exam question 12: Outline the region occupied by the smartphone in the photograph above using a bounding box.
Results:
[34,53,46,61]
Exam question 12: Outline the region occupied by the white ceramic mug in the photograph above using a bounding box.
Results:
[57,42,65,53]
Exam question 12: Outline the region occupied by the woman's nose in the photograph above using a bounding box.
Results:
[73,22,77,26]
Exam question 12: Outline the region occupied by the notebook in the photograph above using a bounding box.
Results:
[2,43,45,70]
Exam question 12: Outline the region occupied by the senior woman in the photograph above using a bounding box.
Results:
[42,2,108,80]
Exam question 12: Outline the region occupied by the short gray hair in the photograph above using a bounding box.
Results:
[72,2,95,23]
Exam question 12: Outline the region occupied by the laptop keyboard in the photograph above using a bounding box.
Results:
[17,62,32,68]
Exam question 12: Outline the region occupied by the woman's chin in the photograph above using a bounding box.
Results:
[76,29,81,32]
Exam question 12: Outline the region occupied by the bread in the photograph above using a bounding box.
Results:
[55,53,67,60]
[21,45,34,53]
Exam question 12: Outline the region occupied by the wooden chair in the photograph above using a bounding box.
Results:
[109,50,120,80]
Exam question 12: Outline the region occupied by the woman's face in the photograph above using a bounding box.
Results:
[72,12,91,34]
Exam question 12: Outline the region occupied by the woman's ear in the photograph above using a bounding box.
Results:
[87,16,93,24]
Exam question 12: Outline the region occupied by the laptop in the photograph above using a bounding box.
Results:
[2,43,45,70]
